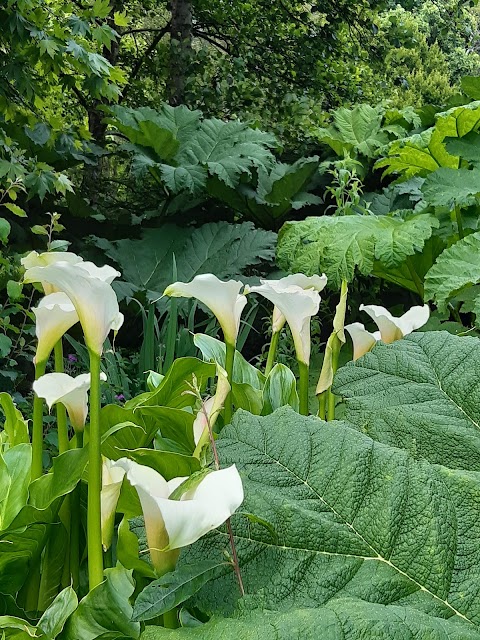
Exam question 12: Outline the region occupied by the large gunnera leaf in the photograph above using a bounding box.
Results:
[277,213,437,287]
[334,331,480,471]
[176,398,480,638]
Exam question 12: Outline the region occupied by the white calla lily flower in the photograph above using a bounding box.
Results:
[101,458,126,551]
[24,261,124,355]
[267,274,327,333]
[193,366,230,447]
[33,292,79,365]
[33,371,107,431]
[111,458,244,574]
[345,322,381,361]
[360,304,430,344]
[164,275,247,345]
[246,282,321,365]
[21,251,83,294]
[76,262,121,284]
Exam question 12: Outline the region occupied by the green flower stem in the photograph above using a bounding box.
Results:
[455,206,465,239]
[223,341,235,425]
[265,330,280,376]
[163,608,179,629]
[87,349,104,590]
[54,340,69,454]
[298,361,309,416]
[318,392,327,420]
[32,360,47,481]
[70,430,83,591]
[326,336,341,422]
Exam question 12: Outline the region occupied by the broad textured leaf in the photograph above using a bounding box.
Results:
[333,332,480,471]
[91,222,276,302]
[316,104,389,157]
[140,603,480,640]
[376,102,480,179]
[422,167,480,208]
[180,405,480,635]
[277,214,438,287]
[425,231,480,314]
[445,131,480,165]
[61,566,140,639]
[133,561,228,622]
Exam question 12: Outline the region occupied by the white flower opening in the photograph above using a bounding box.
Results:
[21,251,84,295]
[359,304,430,344]
[101,458,126,551]
[33,292,79,365]
[33,371,106,431]
[246,281,321,365]
[24,261,124,355]
[111,458,244,573]
[267,273,327,334]
[345,322,381,361]
[164,275,247,345]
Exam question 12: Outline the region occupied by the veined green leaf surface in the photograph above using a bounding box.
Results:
[179,397,480,636]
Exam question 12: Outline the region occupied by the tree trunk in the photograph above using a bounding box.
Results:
[168,0,193,105]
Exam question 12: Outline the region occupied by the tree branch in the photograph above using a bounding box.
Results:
[120,26,171,37]
[192,29,231,54]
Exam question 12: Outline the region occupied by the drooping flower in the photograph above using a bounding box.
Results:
[359,304,430,344]
[24,261,124,356]
[345,322,381,361]
[111,458,244,574]
[164,275,247,345]
[267,274,327,333]
[33,292,79,365]
[101,458,126,550]
[246,282,321,365]
[33,371,107,431]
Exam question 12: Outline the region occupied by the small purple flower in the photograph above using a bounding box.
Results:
[115,394,125,402]
[67,354,77,363]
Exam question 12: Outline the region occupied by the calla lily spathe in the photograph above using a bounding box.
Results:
[111,458,244,574]
[345,322,381,361]
[33,292,79,365]
[24,261,124,355]
[101,458,126,550]
[360,304,430,343]
[267,274,327,333]
[246,282,321,365]
[33,371,107,431]
[22,251,84,295]
[164,275,247,345]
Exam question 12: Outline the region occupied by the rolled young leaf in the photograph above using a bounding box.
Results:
[164,275,247,346]
[24,261,124,356]
[33,292,79,365]
[193,365,230,446]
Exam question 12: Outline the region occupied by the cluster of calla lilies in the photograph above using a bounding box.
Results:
[21,250,430,605]
[21,251,244,599]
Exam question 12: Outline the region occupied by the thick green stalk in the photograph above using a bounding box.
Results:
[318,392,326,420]
[70,430,83,590]
[32,360,47,480]
[265,330,279,376]
[298,361,309,416]
[223,341,235,425]
[87,349,104,590]
[163,608,179,629]
[54,340,69,454]
[326,337,341,421]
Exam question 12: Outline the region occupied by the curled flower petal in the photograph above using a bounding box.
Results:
[164,275,247,345]
[21,251,83,294]
[360,304,429,344]
[33,371,106,430]
[345,322,380,361]
[24,262,123,355]
[33,292,79,365]
[246,282,321,365]
[101,458,126,550]
[193,365,230,447]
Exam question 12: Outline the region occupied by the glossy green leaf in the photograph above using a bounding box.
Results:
[120,448,200,481]
[37,587,78,639]
[262,363,299,414]
[0,393,29,447]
